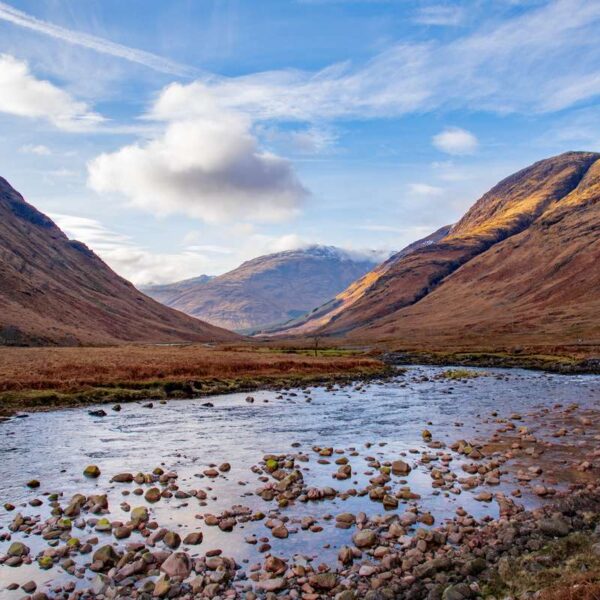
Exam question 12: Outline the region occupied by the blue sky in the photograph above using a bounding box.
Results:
[1,0,599,284]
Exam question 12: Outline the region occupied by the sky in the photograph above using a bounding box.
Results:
[1,0,599,285]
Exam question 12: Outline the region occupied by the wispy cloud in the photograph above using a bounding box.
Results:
[0,1,195,77]
[409,183,444,197]
[151,0,600,122]
[19,143,51,155]
[50,213,215,285]
[413,5,465,26]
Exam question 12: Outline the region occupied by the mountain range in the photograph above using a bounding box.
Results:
[272,151,600,350]
[0,176,238,345]
[1,151,598,350]
[142,247,380,332]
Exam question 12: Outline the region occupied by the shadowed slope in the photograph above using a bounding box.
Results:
[0,177,239,345]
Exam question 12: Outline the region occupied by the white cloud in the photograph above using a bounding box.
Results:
[0,1,193,77]
[19,143,51,155]
[0,54,102,130]
[409,183,444,197]
[149,0,600,122]
[87,104,307,223]
[432,127,479,155]
[414,5,465,26]
[50,213,213,286]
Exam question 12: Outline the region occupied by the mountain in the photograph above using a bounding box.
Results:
[0,177,239,346]
[142,246,381,332]
[141,275,214,307]
[267,225,452,335]
[274,151,600,349]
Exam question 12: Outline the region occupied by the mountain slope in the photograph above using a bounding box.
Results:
[268,224,452,335]
[277,151,600,349]
[142,247,380,332]
[0,177,239,346]
[141,275,213,307]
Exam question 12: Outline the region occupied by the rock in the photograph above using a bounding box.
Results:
[219,517,236,532]
[89,409,107,417]
[160,552,192,579]
[538,517,570,537]
[114,526,131,539]
[154,577,171,598]
[352,529,377,548]
[311,572,338,590]
[272,525,289,539]
[112,473,134,483]
[475,491,493,502]
[145,487,162,503]
[414,557,451,579]
[7,542,29,557]
[91,574,109,595]
[26,479,40,489]
[92,544,120,567]
[38,556,53,569]
[392,460,411,475]
[339,546,354,565]
[22,581,36,593]
[219,462,231,472]
[83,465,101,478]
[383,495,398,510]
[265,459,279,472]
[257,577,286,592]
[183,531,203,545]
[463,558,487,576]
[164,531,181,549]
[95,517,112,532]
[131,506,149,525]
[264,555,286,574]
[443,583,473,600]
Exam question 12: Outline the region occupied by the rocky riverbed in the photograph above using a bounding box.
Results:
[1,366,599,599]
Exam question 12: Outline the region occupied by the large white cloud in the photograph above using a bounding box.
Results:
[0,54,102,130]
[87,108,307,223]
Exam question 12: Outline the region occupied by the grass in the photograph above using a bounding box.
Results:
[0,344,391,415]
[385,349,600,374]
[483,533,600,599]
[439,368,483,380]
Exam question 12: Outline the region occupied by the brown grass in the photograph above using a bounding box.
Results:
[541,581,600,600]
[0,343,384,393]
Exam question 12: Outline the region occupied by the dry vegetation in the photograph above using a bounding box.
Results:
[0,343,388,415]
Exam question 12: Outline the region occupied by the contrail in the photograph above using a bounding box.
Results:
[0,1,196,77]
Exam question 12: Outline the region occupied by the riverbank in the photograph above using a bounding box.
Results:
[382,350,600,374]
[0,344,391,417]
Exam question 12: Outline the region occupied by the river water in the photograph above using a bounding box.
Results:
[1,366,599,597]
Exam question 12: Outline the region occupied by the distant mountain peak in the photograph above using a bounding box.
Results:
[142,244,381,332]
